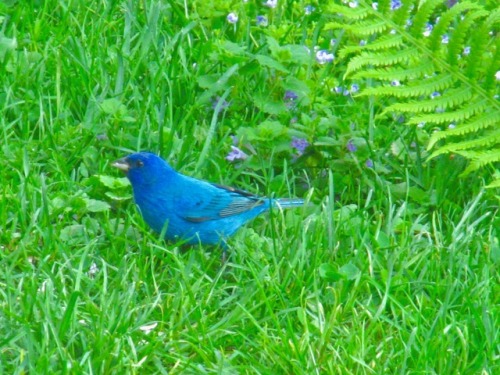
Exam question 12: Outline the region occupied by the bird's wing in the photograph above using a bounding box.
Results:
[177,180,267,223]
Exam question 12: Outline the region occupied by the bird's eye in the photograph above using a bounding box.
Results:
[137,160,144,168]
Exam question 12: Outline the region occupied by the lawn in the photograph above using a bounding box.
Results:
[1,1,498,374]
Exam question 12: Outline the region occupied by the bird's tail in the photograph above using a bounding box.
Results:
[274,198,304,209]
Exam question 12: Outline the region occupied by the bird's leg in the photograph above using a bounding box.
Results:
[220,240,229,264]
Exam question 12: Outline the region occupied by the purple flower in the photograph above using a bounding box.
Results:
[365,159,374,168]
[227,12,238,24]
[350,83,359,93]
[333,86,343,94]
[359,40,367,46]
[442,34,449,44]
[390,0,402,10]
[347,140,357,153]
[291,137,309,155]
[256,15,268,26]
[284,90,298,101]
[304,5,315,15]
[463,46,471,56]
[211,96,231,110]
[391,80,401,86]
[226,145,248,162]
[330,38,337,46]
[316,50,334,64]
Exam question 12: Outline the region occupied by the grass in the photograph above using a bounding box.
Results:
[1,1,499,374]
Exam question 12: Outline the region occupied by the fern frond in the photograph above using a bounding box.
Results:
[361,74,455,98]
[460,150,500,176]
[352,62,435,81]
[340,35,404,59]
[326,3,370,20]
[329,0,500,179]
[485,178,500,189]
[429,129,500,158]
[326,20,389,37]
[346,49,421,77]
[427,112,500,149]
[407,99,489,125]
[383,88,473,114]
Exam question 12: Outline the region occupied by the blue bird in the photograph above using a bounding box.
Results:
[112,152,304,246]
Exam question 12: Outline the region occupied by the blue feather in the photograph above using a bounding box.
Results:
[112,152,304,245]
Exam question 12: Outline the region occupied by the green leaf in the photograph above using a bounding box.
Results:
[318,263,343,282]
[254,55,289,73]
[97,175,130,189]
[84,198,111,212]
[100,98,126,116]
[339,262,361,280]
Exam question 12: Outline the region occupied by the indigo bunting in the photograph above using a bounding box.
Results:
[112,152,304,246]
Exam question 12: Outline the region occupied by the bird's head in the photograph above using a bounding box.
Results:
[112,152,174,187]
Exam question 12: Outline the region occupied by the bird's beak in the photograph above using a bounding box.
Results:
[112,157,130,172]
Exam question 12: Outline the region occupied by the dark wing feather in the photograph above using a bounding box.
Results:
[181,182,266,222]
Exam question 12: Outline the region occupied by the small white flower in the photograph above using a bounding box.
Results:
[495,71,500,81]
[463,46,471,56]
[417,122,426,128]
[139,322,158,334]
[349,1,358,8]
[304,5,315,15]
[391,80,401,86]
[316,50,334,64]
[359,40,367,46]
[430,91,441,99]
[423,23,433,37]
[88,262,99,277]
[372,2,378,10]
[448,123,456,129]
[264,0,277,8]
[227,12,238,24]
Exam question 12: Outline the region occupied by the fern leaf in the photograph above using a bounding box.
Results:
[329,0,500,178]
[383,88,474,114]
[460,150,500,176]
[429,129,500,158]
[345,49,422,77]
[361,74,455,98]
[408,99,489,125]
[326,3,370,20]
[352,62,435,81]
[340,35,404,59]
[427,112,500,149]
